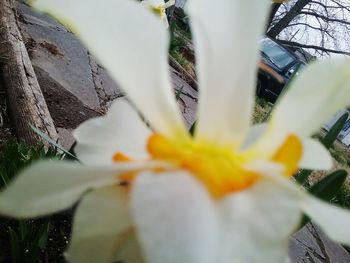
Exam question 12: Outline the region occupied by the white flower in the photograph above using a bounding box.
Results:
[1,0,350,262]
[141,0,176,27]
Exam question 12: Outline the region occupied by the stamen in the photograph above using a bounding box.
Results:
[151,5,165,17]
[113,152,133,162]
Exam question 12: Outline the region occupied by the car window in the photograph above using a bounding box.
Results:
[260,38,295,69]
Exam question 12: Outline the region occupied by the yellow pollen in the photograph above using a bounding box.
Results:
[113,152,133,162]
[112,152,136,190]
[151,5,165,17]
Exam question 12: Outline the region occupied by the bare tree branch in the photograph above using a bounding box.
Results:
[277,39,350,55]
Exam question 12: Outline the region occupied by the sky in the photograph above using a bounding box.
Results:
[174,0,350,57]
[175,0,186,8]
[276,0,350,57]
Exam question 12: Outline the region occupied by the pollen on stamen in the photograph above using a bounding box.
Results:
[112,152,136,188]
[112,152,132,162]
[119,172,137,188]
[151,5,165,17]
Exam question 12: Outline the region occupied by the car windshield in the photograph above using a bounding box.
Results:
[260,38,295,69]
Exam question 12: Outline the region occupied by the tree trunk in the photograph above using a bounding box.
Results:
[267,0,312,38]
[0,0,58,146]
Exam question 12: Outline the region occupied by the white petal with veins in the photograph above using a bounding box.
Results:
[74,100,151,165]
[300,196,350,245]
[218,179,301,263]
[0,160,155,218]
[271,58,350,138]
[299,138,333,170]
[131,171,219,263]
[66,186,131,263]
[248,162,350,247]
[187,0,270,146]
[163,0,176,9]
[239,123,268,151]
[249,59,350,159]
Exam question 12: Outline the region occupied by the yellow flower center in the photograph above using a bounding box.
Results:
[151,5,166,17]
[146,134,302,198]
[113,133,302,198]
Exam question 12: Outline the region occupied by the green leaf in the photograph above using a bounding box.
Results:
[321,112,349,149]
[295,169,312,184]
[189,121,196,136]
[295,112,349,185]
[299,170,347,229]
[9,227,21,263]
[309,170,347,201]
[29,124,78,160]
[175,86,184,101]
[38,221,50,250]
[18,221,28,241]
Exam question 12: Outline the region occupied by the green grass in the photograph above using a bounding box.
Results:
[0,140,64,188]
[329,145,350,167]
[0,140,67,263]
[253,98,273,124]
[169,22,194,72]
[169,34,192,71]
[334,186,350,209]
[169,32,187,54]
[173,22,192,41]
[171,51,192,71]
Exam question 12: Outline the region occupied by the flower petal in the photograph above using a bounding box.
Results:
[74,100,151,165]
[218,179,301,263]
[0,161,146,218]
[271,58,350,138]
[163,0,176,9]
[141,0,170,27]
[130,171,219,263]
[239,123,268,151]
[299,139,333,170]
[187,0,270,146]
[248,162,350,247]
[31,0,187,139]
[250,59,350,159]
[115,232,145,263]
[66,186,132,263]
[300,196,350,245]
[142,0,165,6]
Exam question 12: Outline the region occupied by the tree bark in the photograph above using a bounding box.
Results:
[0,0,58,146]
[267,0,312,38]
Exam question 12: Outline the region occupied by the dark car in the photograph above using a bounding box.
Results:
[257,37,307,102]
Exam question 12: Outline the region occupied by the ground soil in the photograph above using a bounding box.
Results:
[0,212,73,263]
